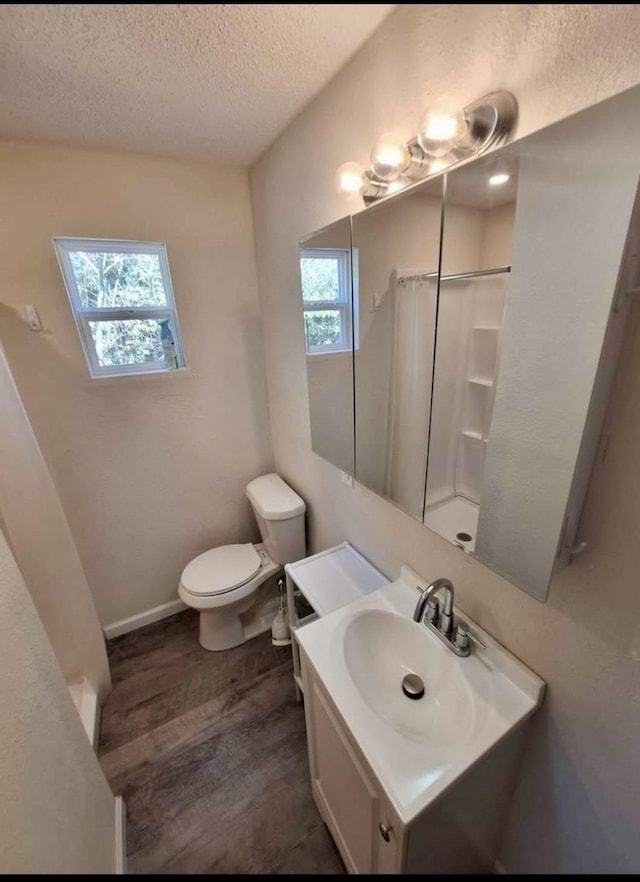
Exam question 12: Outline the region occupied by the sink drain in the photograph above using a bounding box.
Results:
[402,673,425,700]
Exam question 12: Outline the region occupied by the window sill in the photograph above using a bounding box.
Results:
[88,367,191,384]
[306,349,356,357]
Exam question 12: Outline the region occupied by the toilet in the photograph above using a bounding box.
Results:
[178,474,306,651]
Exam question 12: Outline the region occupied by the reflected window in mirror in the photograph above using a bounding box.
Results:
[300,247,357,355]
[298,217,356,476]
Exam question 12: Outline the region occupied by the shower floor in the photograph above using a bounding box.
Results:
[424,495,479,551]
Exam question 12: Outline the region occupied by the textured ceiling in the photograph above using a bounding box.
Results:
[0,4,395,164]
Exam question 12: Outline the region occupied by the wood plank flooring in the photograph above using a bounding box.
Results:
[99,610,345,874]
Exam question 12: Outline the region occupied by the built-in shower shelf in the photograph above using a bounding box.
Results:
[467,376,494,387]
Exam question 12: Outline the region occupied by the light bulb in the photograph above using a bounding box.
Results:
[335,161,368,198]
[489,172,510,186]
[418,96,467,157]
[370,132,410,182]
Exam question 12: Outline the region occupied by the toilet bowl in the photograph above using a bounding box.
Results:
[178,474,306,651]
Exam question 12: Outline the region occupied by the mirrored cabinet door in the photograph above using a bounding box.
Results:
[424,154,518,552]
[299,217,355,475]
[351,178,443,520]
[298,84,640,604]
[472,96,640,599]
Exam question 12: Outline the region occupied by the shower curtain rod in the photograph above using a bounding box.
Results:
[396,265,511,285]
[440,265,511,282]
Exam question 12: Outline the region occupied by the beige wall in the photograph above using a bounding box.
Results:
[0,343,110,697]
[250,4,640,873]
[0,528,116,873]
[0,141,273,627]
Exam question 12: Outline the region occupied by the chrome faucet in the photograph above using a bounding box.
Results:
[413,577,454,633]
[413,578,482,657]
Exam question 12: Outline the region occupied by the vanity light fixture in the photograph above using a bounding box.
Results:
[370,133,424,182]
[337,90,518,204]
[335,161,389,200]
[417,96,468,158]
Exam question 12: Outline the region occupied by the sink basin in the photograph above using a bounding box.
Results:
[342,608,480,746]
[296,565,545,823]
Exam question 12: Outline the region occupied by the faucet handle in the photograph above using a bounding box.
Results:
[455,620,486,652]
[426,596,439,624]
[454,622,470,651]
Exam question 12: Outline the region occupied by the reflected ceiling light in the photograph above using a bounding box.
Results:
[489,172,510,186]
[336,90,517,204]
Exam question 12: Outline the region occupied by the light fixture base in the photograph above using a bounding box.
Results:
[458,90,518,155]
[412,90,518,170]
[362,173,390,205]
[371,91,517,200]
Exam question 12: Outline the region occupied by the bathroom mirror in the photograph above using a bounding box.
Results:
[423,153,517,551]
[299,85,640,602]
[465,94,639,599]
[351,178,442,520]
[298,217,355,475]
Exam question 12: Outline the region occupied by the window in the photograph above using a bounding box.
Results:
[300,248,355,355]
[53,237,185,378]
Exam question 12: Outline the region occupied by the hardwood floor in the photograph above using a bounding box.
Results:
[99,610,345,874]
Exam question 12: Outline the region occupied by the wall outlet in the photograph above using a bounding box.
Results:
[340,471,354,488]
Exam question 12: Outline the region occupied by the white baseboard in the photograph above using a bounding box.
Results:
[103,598,188,640]
[115,795,126,874]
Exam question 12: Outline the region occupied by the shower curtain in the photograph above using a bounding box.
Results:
[384,276,438,519]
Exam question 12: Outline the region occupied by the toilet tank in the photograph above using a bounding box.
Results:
[246,474,306,565]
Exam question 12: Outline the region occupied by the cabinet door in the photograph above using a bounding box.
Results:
[309,680,378,872]
[375,804,401,875]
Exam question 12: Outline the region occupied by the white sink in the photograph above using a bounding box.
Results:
[343,608,479,747]
[296,565,545,824]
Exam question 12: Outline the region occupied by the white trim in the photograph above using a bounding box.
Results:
[103,598,188,639]
[67,676,101,751]
[115,795,127,875]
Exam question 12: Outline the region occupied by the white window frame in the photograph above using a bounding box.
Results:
[53,236,186,379]
[300,247,357,355]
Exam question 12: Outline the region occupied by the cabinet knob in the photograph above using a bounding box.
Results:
[378,821,392,842]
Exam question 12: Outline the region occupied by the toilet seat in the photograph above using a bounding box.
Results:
[180,543,262,597]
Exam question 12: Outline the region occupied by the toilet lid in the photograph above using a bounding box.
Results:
[180,543,262,596]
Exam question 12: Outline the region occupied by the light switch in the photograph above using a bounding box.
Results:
[24,305,42,331]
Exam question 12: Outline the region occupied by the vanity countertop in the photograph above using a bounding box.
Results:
[296,565,545,825]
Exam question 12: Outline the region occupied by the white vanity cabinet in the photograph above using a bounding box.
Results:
[302,652,530,875]
[297,568,545,875]
[301,654,402,874]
